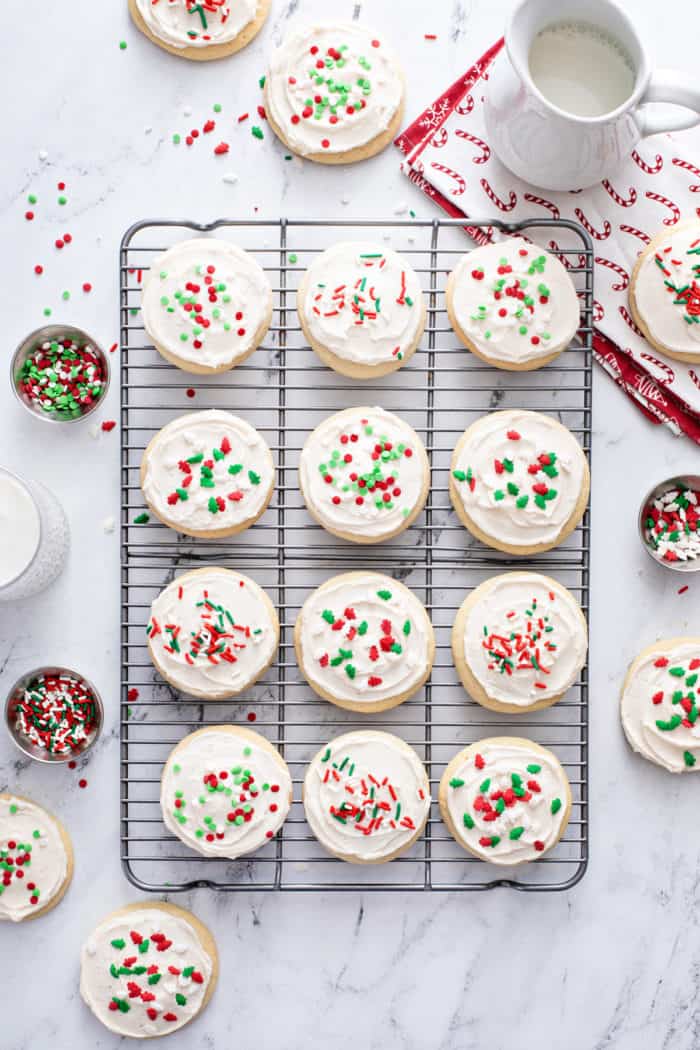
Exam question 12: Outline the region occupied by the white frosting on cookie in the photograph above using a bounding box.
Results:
[142,239,270,370]
[161,729,291,857]
[80,906,213,1037]
[300,243,423,367]
[451,410,587,550]
[621,640,700,773]
[135,0,257,49]
[299,407,428,541]
[449,237,580,365]
[461,573,587,708]
[267,24,403,156]
[148,570,277,698]
[0,796,68,922]
[298,573,432,707]
[443,741,569,865]
[142,410,273,536]
[304,731,430,862]
[634,224,700,357]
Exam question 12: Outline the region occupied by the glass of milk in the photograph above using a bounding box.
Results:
[0,467,70,602]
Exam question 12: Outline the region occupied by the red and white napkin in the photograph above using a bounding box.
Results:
[395,39,700,444]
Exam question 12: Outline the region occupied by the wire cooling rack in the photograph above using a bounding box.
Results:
[120,216,593,893]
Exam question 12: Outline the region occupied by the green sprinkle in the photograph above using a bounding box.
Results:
[509,826,524,840]
[377,590,392,601]
[252,125,264,140]
[449,778,465,788]
[684,751,696,767]
[119,40,127,50]
[133,512,149,525]
[551,798,562,814]
[463,813,475,829]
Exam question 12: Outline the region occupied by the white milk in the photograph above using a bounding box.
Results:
[529,20,636,117]
[0,472,40,587]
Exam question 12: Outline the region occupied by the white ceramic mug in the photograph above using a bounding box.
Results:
[483,0,700,190]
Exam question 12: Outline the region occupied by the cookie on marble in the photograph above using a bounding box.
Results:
[294,571,435,713]
[303,730,430,863]
[128,0,271,61]
[446,237,580,370]
[161,726,292,857]
[0,794,73,923]
[629,220,700,364]
[297,243,425,378]
[298,406,429,543]
[147,568,279,699]
[80,901,218,1038]
[141,239,272,374]
[449,410,590,555]
[620,636,700,773]
[264,23,405,164]
[439,737,572,864]
[452,572,588,713]
[140,410,275,539]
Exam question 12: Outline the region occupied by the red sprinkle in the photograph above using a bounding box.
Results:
[186,388,196,398]
[678,585,689,595]
[78,779,87,789]
[34,264,43,275]
[128,688,139,702]
[247,712,256,722]
[101,420,116,432]
[214,142,230,155]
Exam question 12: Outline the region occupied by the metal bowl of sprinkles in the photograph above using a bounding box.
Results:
[4,665,104,763]
[11,324,110,423]
[638,474,700,573]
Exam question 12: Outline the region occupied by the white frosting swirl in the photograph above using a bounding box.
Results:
[443,740,569,864]
[621,639,700,773]
[634,223,700,356]
[449,237,580,365]
[299,407,428,541]
[460,573,587,708]
[303,731,430,862]
[142,239,271,371]
[299,243,423,366]
[148,569,277,698]
[266,24,403,156]
[80,906,214,1038]
[161,728,292,857]
[135,0,257,49]
[142,410,274,536]
[0,796,68,922]
[297,573,433,707]
[451,410,587,550]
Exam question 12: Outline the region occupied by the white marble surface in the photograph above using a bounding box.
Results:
[2,1,700,1047]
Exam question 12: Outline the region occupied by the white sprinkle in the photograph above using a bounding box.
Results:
[89,423,100,440]
[102,516,116,534]
[183,106,192,117]
[341,195,351,206]
[222,173,238,185]
[39,149,48,162]
[144,126,153,135]
[393,201,409,215]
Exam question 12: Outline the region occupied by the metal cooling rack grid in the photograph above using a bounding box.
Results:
[120,216,593,893]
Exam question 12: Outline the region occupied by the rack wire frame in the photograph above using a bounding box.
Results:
[120,216,593,893]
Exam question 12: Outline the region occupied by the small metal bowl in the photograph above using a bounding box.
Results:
[11,323,110,424]
[4,665,104,764]
[638,473,700,573]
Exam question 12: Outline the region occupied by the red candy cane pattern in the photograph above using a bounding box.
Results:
[689,369,700,392]
[454,129,490,164]
[429,162,466,196]
[431,127,449,150]
[640,352,675,386]
[618,304,644,338]
[455,94,475,116]
[631,149,663,175]
[594,256,630,292]
[573,208,612,241]
[619,224,651,246]
[479,179,517,212]
[592,299,605,322]
[644,191,681,226]
[672,157,700,192]
[523,193,560,219]
[601,180,638,208]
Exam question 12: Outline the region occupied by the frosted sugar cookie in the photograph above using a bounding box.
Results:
[80,901,217,1037]
[446,237,580,370]
[264,23,405,164]
[294,571,434,713]
[303,730,430,863]
[299,406,429,542]
[128,0,271,61]
[161,726,292,857]
[453,573,587,713]
[147,568,278,699]
[620,637,700,772]
[629,221,700,364]
[0,794,73,922]
[449,410,589,555]
[140,410,275,538]
[439,738,571,865]
[141,239,272,374]
[297,243,425,378]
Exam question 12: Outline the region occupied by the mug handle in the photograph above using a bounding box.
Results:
[637,68,700,137]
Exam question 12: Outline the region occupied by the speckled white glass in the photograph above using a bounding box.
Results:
[0,468,70,602]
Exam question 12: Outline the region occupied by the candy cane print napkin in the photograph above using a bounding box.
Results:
[395,39,700,444]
